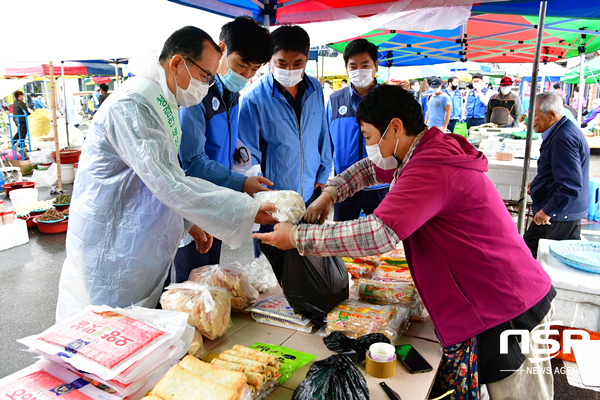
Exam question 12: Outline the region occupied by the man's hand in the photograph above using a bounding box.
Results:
[242,176,274,196]
[189,225,213,254]
[252,223,295,250]
[255,203,278,225]
[304,191,334,224]
[533,209,551,226]
[527,182,531,195]
[314,183,326,191]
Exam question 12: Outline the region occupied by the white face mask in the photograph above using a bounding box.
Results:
[433,87,442,94]
[174,61,210,107]
[473,81,483,90]
[366,123,399,170]
[501,86,512,95]
[349,69,374,89]
[272,66,304,88]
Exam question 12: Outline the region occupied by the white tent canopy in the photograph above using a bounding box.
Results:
[2,0,471,63]
[0,79,30,100]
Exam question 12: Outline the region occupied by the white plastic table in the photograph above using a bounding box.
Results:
[203,286,442,400]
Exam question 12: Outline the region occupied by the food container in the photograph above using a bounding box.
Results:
[59,163,75,184]
[18,214,36,228]
[365,351,397,379]
[369,343,396,362]
[34,216,69,234]
[2,210,17,224]
[37,163,52,171]
[51,149,81,164]
[74,163,78,179]
[1,181,36,196]
[9,188,39,208]
[54,203,70,212]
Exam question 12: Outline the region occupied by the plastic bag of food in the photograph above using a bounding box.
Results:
[372,265,413,282]
[357,279,415,306]
[344,262,374,279]
[188,263,260,312]
[410,290,429,322]
[0,359,120,400]
[251,313,313,333]
[379,248,408,267]
[259,242,349,326]
[248,343,316,384]
[292,354,368,400]
[247,296,312,327]
[254,190,306,224]
[343,256,381,268]
[187,328,204,358]
[325,299,410,342]
[240,255,278,293]
[161,282,232,340]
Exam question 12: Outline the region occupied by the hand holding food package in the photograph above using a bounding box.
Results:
[254,190,306,224]
[160,282,232,340]
[188,263,260,312]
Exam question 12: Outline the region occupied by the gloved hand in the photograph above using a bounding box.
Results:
[304,190,335,224]
[581,122,588,128]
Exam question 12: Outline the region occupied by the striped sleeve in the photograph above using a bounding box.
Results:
[330,158,382,202]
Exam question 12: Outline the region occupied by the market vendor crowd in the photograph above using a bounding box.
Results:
[54,18,592,400]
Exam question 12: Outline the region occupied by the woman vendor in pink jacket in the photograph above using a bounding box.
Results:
[254,85,556,400]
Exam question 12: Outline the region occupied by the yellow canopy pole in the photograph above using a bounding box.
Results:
[49,61,62,190]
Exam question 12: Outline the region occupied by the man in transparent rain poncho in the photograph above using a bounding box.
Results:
[56,26,277,322]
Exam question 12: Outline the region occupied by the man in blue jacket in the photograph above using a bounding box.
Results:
[443,76,462,133]
[175,17,274,282]
[238,25,332,256]
[525,91,590,258]
[327,39,388,221]
[462,72,493,129]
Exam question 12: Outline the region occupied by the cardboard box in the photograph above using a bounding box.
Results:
[8,159,33,176]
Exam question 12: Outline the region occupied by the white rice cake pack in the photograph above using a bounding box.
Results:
[254,190,306,224]
[18,306,191,381]
[0,359,120,400]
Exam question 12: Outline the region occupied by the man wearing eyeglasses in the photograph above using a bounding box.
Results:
[56,26,277,322]
[174,17,275,282]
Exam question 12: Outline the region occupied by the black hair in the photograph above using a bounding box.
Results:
[356,85,426,137]
[472,72,484,80]
[342,79,348,84]
[219,16,273,65]
[271,25,310,56]
[325,80,333,85]
[410,80,419,87]
[553,83,560,89]
[448,76,459,84]
[159,26,221,63]
[99,83,109,92]
[467,83,474,90]
[343,39,378,66]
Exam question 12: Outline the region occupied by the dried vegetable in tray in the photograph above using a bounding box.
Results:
[325,299,410,341]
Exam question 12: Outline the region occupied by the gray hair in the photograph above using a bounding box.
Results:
[536,91,564,117]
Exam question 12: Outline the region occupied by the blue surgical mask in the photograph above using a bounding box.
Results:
[219,53,249,93]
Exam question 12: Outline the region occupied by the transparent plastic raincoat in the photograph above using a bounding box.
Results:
[56,55,260,322]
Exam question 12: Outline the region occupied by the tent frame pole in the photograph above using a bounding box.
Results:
[517,1,547,236]
[61,61,70,149]
[49,62,62,190]
[578,54,585,125]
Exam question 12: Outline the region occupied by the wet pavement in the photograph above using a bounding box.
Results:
[1,167,600,399]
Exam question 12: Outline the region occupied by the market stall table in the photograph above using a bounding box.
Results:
[485,158,538,201]
[202,286,442,400]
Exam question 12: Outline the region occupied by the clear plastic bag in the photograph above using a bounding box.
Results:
[325,299,410,342]
[187,328,205,358]
[371,265,413,282]
[188,263,260,312]
[357,279,415,306]
[31,163,58,187]
[160,282,232,340]
[344,262,374,279]
[251,313,313,333]
[254,190,306,224]
[240,255,278,293]
[410,289,429,322]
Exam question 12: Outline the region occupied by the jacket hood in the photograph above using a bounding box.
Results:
[407,128,488,173]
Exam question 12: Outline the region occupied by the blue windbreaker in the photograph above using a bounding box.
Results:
[179,77,246,192]
[238,71,332,202]
[327,84,387,191]
[465,88,490,119]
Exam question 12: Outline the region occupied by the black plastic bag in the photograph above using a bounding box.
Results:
[292,354,369,400]
[259,241,349,326]
[324,332,391,364]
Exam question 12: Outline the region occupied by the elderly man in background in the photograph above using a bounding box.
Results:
[525,91,590,259]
